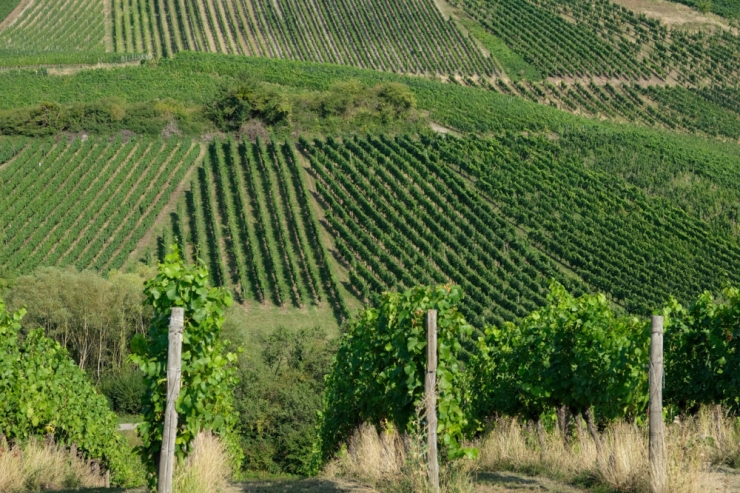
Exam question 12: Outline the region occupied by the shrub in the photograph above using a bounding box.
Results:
[0,297,143,486]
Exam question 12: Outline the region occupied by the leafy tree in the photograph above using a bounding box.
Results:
[234,326,336,475]
[7,266,150,382]
[208,81,292,131]
[130,247,240,485]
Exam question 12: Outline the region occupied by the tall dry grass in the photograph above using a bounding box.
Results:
[0,437,106,492]
[324,423,474,493]
[326,407,740,493]
[173,431,234,493]
[476,406,740,492]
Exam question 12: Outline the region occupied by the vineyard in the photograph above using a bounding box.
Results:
[456,0,740,84]
[111,0,496,76]
[302,133,740,325]
[153,139,348,320]
[0,0,106,53]
[0,135,199,275]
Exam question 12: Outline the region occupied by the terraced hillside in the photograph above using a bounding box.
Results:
[134,129,740,328]
[112,0,496,76]
[0,136,199,274]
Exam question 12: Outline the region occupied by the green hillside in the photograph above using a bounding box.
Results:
[4,0,740,487]
[2,50,740,321]
[0,0,739,350]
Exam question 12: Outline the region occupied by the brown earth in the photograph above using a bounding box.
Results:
[0,0,34,30]
[611,0,735,32]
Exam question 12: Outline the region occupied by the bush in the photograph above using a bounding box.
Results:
[0,297,143,486]
[208,81,292,131]
[100,366,146,415]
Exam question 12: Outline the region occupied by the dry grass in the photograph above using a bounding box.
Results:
[173,431,235,493]
[324,423,474,493]
[476,407,740,492]
[324,407,740,493]
[0,437,106,492]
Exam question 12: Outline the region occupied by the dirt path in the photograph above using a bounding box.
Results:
[237,479,376,492]
[0,0,34,30]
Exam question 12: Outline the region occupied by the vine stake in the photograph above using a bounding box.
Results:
[158,307,184,493]
[426,309,439,493]
[649,315,666,493]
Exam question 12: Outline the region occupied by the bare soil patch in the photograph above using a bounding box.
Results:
[611,0,734,32]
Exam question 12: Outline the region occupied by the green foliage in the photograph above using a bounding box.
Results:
[234,326,336,475]
[209,81,292,131]
[664,288,740,411]
[100,366,147,415]
[316,285,476,468]
[6,267,151,381]
[0,297,144,486]
[471,283,649,426]
[130,247,241,485]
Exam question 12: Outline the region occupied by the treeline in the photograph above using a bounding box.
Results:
[0,78,420,138]
[0,98,204,137]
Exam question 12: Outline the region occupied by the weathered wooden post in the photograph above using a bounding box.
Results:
[426,310,440,493]
[649,315,666,493]
[158,307,184,493]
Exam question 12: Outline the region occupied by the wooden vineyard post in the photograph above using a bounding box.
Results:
[158,308,184,493]
[649,315,666,493]
[426,310,440,493]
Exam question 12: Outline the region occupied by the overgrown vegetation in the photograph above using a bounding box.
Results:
[234,325,336,475]
[0,296,145,487]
